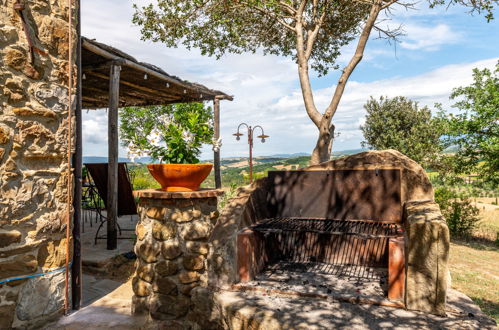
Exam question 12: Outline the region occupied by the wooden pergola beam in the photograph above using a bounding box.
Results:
[214,97,221,189]
[83,39,233,101]
[107,63,120,250]
[82,95,106,103]
[86,71,181,102]
[84,85,161,105]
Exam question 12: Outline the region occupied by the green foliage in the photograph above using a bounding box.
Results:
[132,1,370,76]
[360,96,446,168]
[429,0,498,22]
[128,165,161,190]
[219,183,240,210]
[434,186,481,237]
[282,156,310,168]
[119,103,214,164]
[442,61,499,186]
[132,1,497,77]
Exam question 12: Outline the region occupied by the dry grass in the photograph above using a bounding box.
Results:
[472,202,499,242]
[449,240,499,323]
[448,198,498,323]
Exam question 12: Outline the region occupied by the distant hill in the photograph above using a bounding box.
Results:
[83,148,368,166]
[332,148,368,157]
[83,156,130,164]
[268,152,310,158]
[82,156,154,164]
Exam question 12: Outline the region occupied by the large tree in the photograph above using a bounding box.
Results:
[443,61,499,186]
[360,96,446,168]
[132,0,496,165]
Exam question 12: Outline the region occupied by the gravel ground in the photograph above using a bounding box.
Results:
[248,262,388,302]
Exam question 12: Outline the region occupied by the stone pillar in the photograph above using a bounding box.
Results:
[132,189,223,327]
[404,200,450,316]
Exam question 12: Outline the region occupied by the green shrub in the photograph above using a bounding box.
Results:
[434,187,480,237]
[219,183,239,210]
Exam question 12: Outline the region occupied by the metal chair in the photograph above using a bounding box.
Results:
[81,167,104,233]
[85,163,137,244]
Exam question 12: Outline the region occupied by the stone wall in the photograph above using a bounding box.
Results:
[0,0,76,328]
[132,192,221,328]
[404,200,450,315]
[209,178,270,288]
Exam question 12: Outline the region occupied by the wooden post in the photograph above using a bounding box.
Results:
[107,63,120,250]
[71,0,82,310]
[213,98,221,189]
[248,127,253,184]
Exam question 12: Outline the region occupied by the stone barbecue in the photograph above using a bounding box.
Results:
[209,150,450,319]
[127,151,452,328]
[236,169,406,303]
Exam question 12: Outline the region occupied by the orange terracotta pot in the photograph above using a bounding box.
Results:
[147,164,213,192]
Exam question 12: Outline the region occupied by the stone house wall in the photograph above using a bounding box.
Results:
[0,0,76,328]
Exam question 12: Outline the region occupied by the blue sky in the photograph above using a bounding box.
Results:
[81,1,498,159]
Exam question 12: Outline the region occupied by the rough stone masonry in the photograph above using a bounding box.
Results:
[209,150,450,318]
[0,0,77,328]
[131,190,223,329]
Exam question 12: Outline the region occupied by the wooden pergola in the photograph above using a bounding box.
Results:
[79,37,232,250]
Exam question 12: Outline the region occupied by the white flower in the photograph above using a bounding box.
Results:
[182,130,195,144]
[159,114,173,126]
[126,142,148,162]
[147,129,163,147]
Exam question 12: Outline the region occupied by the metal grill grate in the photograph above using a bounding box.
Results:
[264,261,386,280]
[251,218,401,238]
[250,218,403,280]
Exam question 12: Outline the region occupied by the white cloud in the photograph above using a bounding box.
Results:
[82,110,107,146]
[264,58,497,149]
[399,24,460,51]
[335,20,460,68]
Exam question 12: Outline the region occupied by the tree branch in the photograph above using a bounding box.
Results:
[295,0,321,127]
[279,1,297,15]
[322,0,385,123]
[381,0,400,10]
[372,20,405,42]
[239,1,297,32]
[305,8,328,59]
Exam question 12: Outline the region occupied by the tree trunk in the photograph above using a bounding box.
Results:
[308,1,383,165]
[310,122,335,164]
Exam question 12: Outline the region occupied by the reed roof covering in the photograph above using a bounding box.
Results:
[81,37,232,109]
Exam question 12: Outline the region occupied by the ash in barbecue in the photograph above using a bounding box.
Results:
[246,261,388,301]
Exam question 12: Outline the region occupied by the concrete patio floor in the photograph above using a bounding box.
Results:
[81,211,137,273]
[42,213,141,329]
[44,277,147,330]
[44,276,496,330]
[216,288,497,329]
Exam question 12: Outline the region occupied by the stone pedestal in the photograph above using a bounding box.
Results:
[404,200,450,316]
[131,189,223,326]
